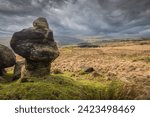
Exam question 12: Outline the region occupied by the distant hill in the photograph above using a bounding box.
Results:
[77,42,99,48]
[0,36,150,48]
[55,35,85,46]
[0,38,10,47]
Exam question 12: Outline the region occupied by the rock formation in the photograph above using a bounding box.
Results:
[0,44,16,77]
[10,17,59,78]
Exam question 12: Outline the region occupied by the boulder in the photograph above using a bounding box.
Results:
[10,17,59,78]
[10,29,59,61]
[83,67,95,73]
[0,44,16,76]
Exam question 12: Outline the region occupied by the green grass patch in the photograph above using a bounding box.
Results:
[0,73,137,100]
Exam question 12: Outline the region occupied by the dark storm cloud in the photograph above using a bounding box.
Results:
[96,0,150,37]
[0,0,150,38]
[0,0,69,16]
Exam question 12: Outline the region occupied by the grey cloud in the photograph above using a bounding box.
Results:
[0,0,150,38]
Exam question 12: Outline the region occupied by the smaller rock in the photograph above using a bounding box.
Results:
[83,67,95,73]
[0,44,16,75]
[33,17,53,41]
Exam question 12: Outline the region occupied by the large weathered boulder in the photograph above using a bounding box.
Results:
[10,17,59,78]
[0,44,16,76]
[10,29,58,61]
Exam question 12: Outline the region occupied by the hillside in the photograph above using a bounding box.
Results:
[0,38,10,47]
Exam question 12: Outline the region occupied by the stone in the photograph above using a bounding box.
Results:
[10,17,59,78]
[83,67,95,73]
[33,17,54,42]
[0,44,16,76]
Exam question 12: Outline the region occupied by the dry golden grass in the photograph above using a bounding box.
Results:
[51,41,150,99]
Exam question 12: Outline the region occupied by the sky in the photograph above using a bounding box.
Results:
[0,0,150,38]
